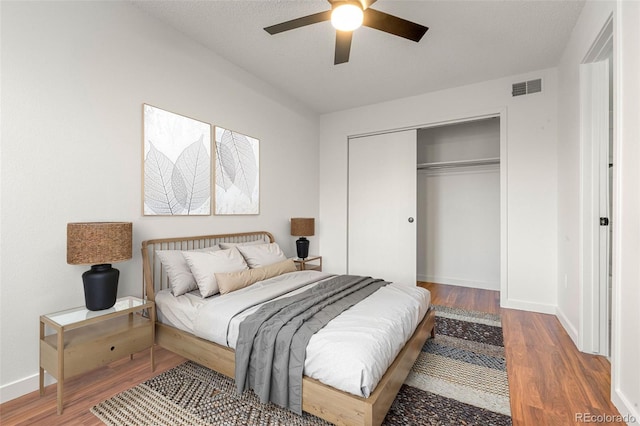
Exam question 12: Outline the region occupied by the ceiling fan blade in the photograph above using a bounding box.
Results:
[362,8,428,42]
[360,0,378,9]
[264,10,332,35]
[334,30,353,64]
[329,0,377,10]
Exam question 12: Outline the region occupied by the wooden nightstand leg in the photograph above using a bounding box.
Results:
[129,312,134,360]
[39,321,44,396]
[56,330,64,414]
[150,305,156,371]
[39,368,44,396]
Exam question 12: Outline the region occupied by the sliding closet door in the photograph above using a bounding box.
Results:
[348,130,417,285]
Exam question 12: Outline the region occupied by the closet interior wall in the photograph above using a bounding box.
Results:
[417,118,501,290]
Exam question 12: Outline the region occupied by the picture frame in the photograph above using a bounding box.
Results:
[214,126,260,215]
[142,104,212,216]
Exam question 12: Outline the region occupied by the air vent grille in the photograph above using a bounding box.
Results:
[512,78,542,96]
[512,82,527,96]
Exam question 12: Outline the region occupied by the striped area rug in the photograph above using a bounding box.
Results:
[91,305,511,425]
[385,305,511,425]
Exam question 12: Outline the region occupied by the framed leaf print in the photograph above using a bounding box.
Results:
[143,104,212,215]
[214,127,260,215]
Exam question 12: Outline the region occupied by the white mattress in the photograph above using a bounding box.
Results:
[155,270,430,398]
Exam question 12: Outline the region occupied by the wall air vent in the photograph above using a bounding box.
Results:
[512,82,527,97]
[512,78,542,96]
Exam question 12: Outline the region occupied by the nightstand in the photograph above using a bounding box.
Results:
[39,296,155,414]
[293,255,322,271]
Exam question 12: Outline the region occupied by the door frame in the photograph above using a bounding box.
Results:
[346,108,508,304]
[579,15,613,356]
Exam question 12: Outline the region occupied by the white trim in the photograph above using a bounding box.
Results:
[348,112,501,140]
[499,109,508,309]
[610,2,639,421]
[417,275,499,291]
[579,22,612,356]
[556,306,580,345]
[611,391,640,425]
[501,299,557,315]
[0,372,56,404]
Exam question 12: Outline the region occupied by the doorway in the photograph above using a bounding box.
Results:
[579,15,613,357]
[347,112,507,302]
[416,118,501,290]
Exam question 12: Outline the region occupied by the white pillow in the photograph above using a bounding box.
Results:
[219,240,266,250]
[156,246,220,296]
[236,242,287,268]
[182,248,249,297]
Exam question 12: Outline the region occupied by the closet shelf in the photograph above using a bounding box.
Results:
[417,157,500,170]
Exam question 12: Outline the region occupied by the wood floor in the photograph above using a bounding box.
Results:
[0,283,622,425]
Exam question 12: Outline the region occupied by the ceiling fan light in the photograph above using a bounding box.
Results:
[331,3,364,32]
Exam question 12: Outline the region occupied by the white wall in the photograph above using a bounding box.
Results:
[417,118,500,163]
[417,120,500,289]
[417,169,500,290]
[0,1,319,401]
[556,0,639,420]
[319,68,558,313]
[613,0,639,421]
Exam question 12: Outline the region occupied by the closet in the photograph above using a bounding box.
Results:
[347,118,501,289]
[417,118,500,290]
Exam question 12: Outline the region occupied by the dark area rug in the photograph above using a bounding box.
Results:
[92,305,512,425]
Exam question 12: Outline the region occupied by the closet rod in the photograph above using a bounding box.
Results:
[417,157,500,170]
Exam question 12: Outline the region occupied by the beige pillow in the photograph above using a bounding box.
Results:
[215,259,297,295]
[156,246,220,296]
[183,248,249,297]
[236,242,287,268]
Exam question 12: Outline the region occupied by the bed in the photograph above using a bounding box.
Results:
[141,231,436,426]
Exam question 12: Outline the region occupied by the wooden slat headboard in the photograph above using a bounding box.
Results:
[141,231,275,301]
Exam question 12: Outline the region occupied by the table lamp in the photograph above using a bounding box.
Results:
[290,218,315,259]
[67,222,132,310]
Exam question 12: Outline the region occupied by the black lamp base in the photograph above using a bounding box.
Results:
[296,237,310,260]
[82,264,119,311]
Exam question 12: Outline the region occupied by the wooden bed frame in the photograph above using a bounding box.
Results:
[141,231,436,426]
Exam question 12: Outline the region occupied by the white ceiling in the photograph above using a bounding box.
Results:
[130,0,585,114]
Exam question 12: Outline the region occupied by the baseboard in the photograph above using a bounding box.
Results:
[500,298,557,315]
[611,390,640,425]
[555,306,580,349]
[417,275,500,291]
[0,372,55,404]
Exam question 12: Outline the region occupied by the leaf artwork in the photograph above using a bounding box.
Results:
[215,127,259,215]
[143,105,211,215]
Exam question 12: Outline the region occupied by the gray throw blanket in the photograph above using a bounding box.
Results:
[235,275,388,414]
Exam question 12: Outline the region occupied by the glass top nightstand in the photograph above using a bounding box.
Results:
[42,296,149,329]
[293,255,322,271]
[39,296,155,414]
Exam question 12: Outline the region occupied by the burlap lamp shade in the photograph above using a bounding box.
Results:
[290,218,315,259]
[67,222,132,310]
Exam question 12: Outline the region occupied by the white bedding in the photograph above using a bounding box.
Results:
[155,270,430,398]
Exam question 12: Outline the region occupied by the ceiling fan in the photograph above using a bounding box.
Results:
[264,0,428,65]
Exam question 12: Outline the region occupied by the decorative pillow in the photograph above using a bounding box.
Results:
[219,240,266,250]
[156,246,220,296]
[236,243,287,268]
[215,259,297,295]
[182,248,249,297]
